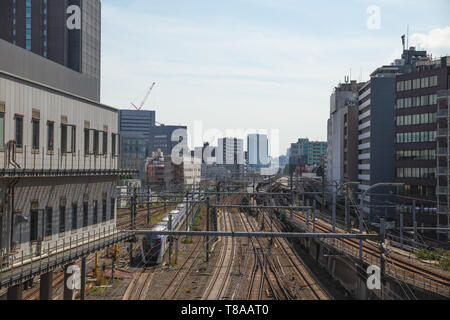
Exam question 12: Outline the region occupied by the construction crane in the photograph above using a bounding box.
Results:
[131,82,156,111]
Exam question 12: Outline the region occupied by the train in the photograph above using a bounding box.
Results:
[141,203,187,265]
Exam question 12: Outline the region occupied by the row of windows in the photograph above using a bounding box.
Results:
[396,167,436,179]
[0,111,119,157]
[396,149,436,161]
[396,131,436,143]
[396,113,437,126]
[397,76,438,92]
[396,185,436,198]
[31,198,116,242]
[396,94,438,109]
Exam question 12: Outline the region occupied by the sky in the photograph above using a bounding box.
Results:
[100,0,450,157]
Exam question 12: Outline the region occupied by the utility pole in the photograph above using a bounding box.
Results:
[147,185,151,225]
[332,189,337,234]
[206,197,210,263]
[80,257,86,300]
[321,156,326,212]
[344,191,349,231]
[412,200,417,246]
[313,200,317,233]
[185,190,189,231]
[379,218,386,300]
[168,213,173,263]
[306,199,310,231]
[400,213,404,249]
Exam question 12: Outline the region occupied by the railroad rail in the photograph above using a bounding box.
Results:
[202,195,239,300]
[290,210,450,297]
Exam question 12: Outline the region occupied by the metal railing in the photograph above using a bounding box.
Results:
[294,210,450,298]
[0,226,135,290]
[0,143,140,173]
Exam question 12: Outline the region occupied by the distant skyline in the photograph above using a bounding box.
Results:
[101,0,450,155]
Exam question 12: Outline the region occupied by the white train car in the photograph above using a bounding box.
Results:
[141,206,187,265]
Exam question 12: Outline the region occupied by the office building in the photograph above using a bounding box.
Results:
[148,125,188,159]
[217,138,245,178]
[327,81,363,185]
[118,110,156,138]
[307,141,328,166]
[0,0,101,101]
[395,55,450,236]
[247,134,270,173]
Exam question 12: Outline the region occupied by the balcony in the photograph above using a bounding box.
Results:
[436,128,449,137]
[0,144,138,177]
[437,205,449,214]
[437,109,450,118]
[437,90,450,99]
[436,186,449,195]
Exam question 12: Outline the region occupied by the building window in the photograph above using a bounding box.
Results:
[30,203,39,242]
[0,111,4,149]
[32,118,40,150]
[47,122,54,151]
[94,131,100,155]
[93,200,98,225]
[103,132,108,155]
[61,125,75,154]
[59,205,66,233]
[15,115,23,148]
[102,199,107,222]
[110,198,115,221]
[85,129,95,155]
[83,202,88,228]
[72,203,78,230]
[45,207,53,237]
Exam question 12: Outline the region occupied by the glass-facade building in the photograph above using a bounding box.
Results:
[0,0,101,101]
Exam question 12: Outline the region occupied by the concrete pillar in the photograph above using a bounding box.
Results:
[80,257,86,301]
[7,283,23,300]
[40,271,54,300]
[64,264,77,300]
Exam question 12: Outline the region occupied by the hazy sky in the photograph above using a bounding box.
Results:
[100,0,450,156]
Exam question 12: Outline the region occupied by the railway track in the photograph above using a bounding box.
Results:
[291,210,450,295]
[237,211,289,300]
[259,209,329,300]
[123,269,154,300]
[202,195,238,300]
[158,205,204,300]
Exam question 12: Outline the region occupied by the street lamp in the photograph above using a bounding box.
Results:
[358,182,404,261]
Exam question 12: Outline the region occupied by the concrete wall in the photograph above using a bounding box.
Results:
[1,176,117,258]
[0,39,100,101]
[0,71,119,170]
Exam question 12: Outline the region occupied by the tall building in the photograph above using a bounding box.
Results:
[0,0,101,101]
[307,141,328,166]
[217,138,245,178]
[147,125,188,158]
[437,87,450,239]
[395,55,450,237]
[118,110,156,138]
[289,139,309,174]
[327,81,363,184]
[247,134,270,173]
[358,65,401,221]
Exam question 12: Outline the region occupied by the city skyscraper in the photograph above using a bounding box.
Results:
[0,0,101,100]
